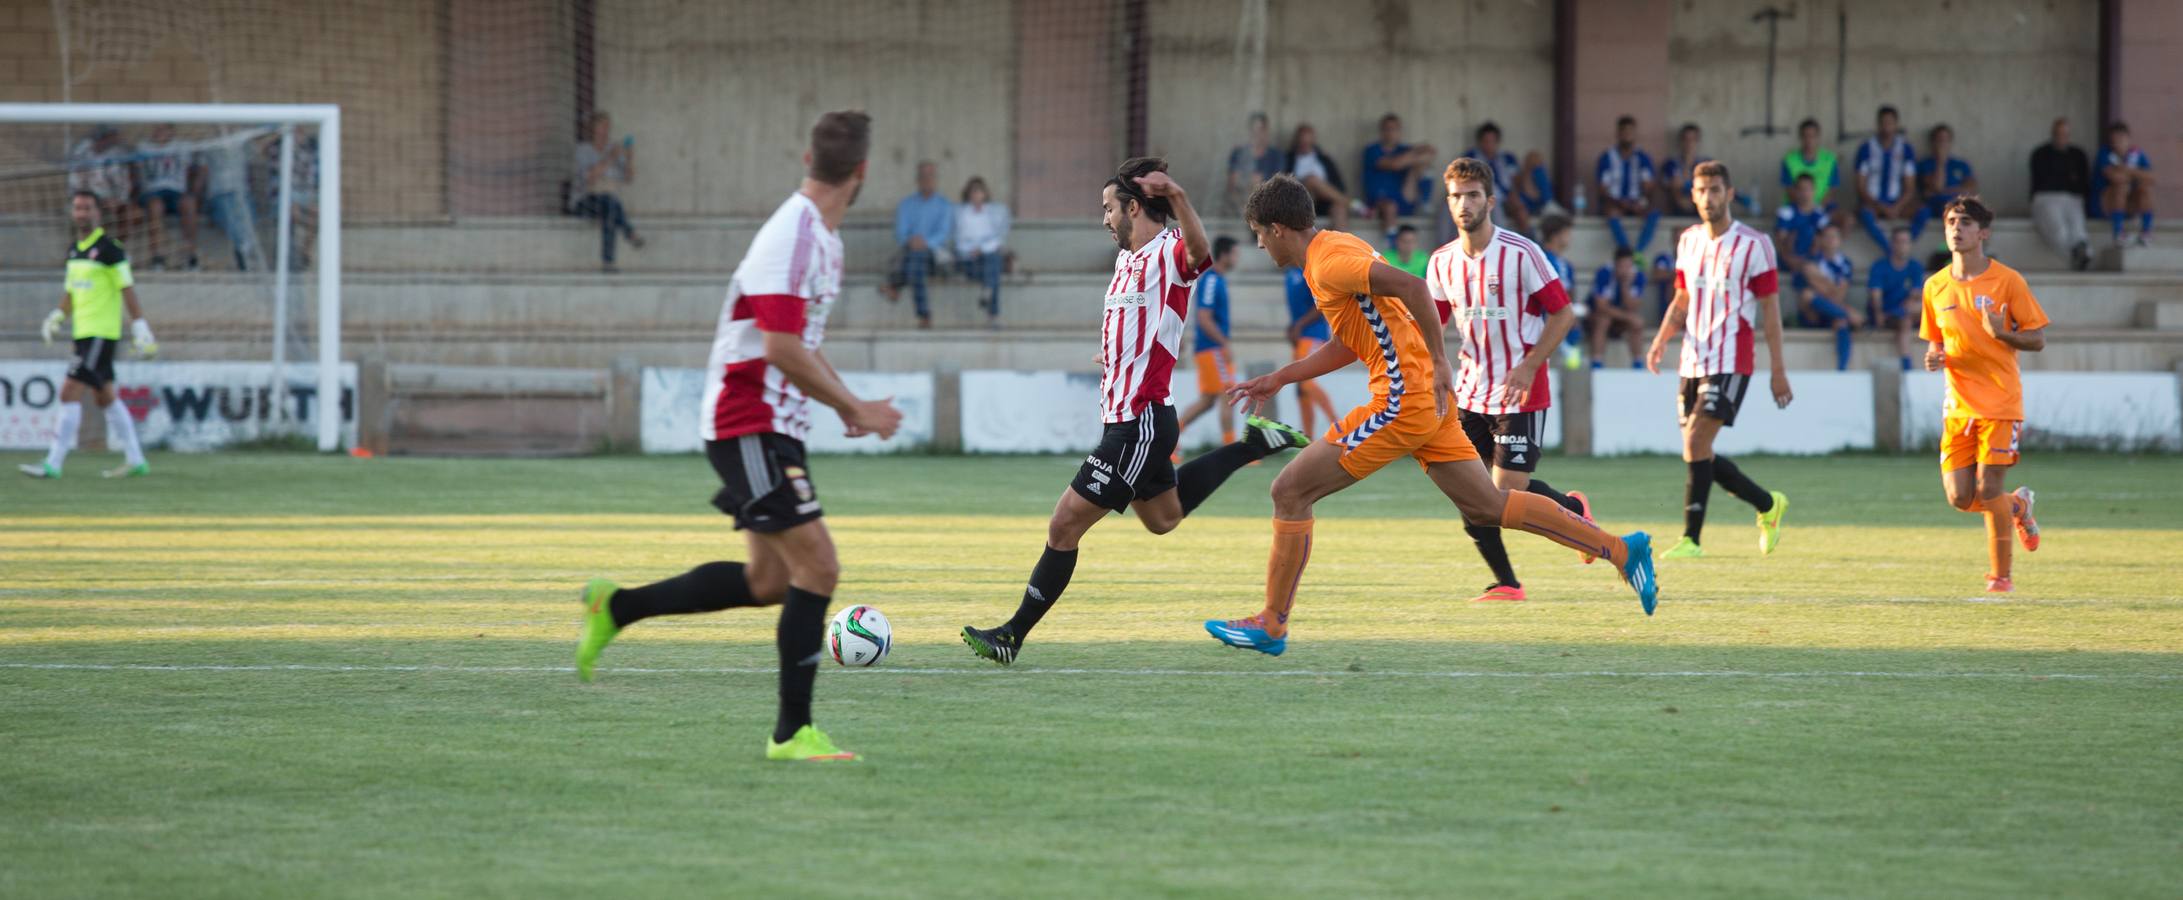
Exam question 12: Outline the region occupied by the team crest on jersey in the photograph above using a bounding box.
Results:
[785,466,815,503]
[1974,295,1994,312]
[1485,274,1501,294]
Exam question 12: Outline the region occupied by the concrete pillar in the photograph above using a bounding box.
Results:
[930,367,963,453]
[2115,0,2183,219]
[1871,361,1903,452]
[357,352,390,457]
[607,356,641,452]
[1561,365,1594,457]
[1567,0,1672,205]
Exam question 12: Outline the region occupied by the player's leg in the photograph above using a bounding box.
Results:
[749,518,857,761]
[1422,454,1656,614]
[1137,403,1305,533]
[94,380,147,478]
[24,340,110,479]
[179,192,201,265]
[965,421,1140,664]
[2130,172,2155,243]
[1456,411,1524,600]
[1672,379,1724,555]
[1203,437,1355,652]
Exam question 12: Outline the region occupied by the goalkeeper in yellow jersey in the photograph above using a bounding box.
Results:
[21,191,156,480]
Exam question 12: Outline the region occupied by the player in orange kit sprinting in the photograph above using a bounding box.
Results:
[1921,196,2046,593]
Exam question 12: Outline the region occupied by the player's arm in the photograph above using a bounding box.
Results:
[1756,289,1794,407]
[1645,287,1688,374]
[1501,303,1576,408]
[1368,260,1455,417]
[1230,338,1357,411]
[1923,339,1947,371]
[41,293,71,343]
[1132,171,1210,271]
[757,315,901,439]
[1980,309,2046,352]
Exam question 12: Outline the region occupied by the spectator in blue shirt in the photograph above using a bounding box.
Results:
[1650,252,1676,317]
[1517,150,1555,220]
[1596,115,1660,253]
[881,160,952,328]
[1656,123,1709,216]
[1587,246,1648,369]
[1537,215,1585,370]
[1284,264,1339,436]
[1866,227,1924,371]
[2098,121,2156,246]
[1773,173,1832,274]
[1854,105,1919,251]
[1796,223,1863,371]
[1463,121,1527,234]
[1179,236,1240,446]
[1909,123,1976,243]
[1362,113,1439,244]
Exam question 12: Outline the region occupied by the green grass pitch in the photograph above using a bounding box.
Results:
[5,451,2181,898]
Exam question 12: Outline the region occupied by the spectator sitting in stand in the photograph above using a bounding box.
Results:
[1797,222,1863,371]
[1537,214,1585,370]
[1463,122,1527,234]
[1587,246,1648,370]
[880,160,953,329]
[1867,226,1925,371]
[1361,113,1438,244]
[1781,117,1842,210]
[1386,224,1429,279]
[2097,121,2156,246]
[1909,123,1976,243]
[1596,115,1660,252]
[1774,173,1833,273]
[2029,117,2093,269]
[1225,112,1283,215]
[572,111,645,273]
[1854,105,1919,250]
[68,125,135,245]
[135,122,199,270]
[953,175,1009,328]
[1283,123,1351,232]
[1656,122,1710,217]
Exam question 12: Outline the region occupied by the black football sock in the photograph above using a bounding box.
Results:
[1175,442,1264,515]
[772,586,831,744]
[1524,478,1583,515]
[1711,455,1775,512]
[608,561,758,629]
[1466,525,1521,588]
[1684,457,1716,543]
[1003,545,1078,638]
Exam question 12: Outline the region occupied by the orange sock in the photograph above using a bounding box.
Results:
[1222,428,1236,445]
[1984,506,2014,579]
[1259,518,1313,638]
[1500,491,1626,568]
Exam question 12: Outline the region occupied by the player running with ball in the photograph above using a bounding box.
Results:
[961,158,1311,666]
[572,111,903,762]
[1206,175,1657,656]
[21,191,154,480]
[1922,196,2045,593]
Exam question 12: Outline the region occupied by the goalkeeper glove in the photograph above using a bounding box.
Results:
[131,319,158,358]
[40,308,64,344]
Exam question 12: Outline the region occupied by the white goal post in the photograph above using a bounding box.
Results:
[0,102,343,452]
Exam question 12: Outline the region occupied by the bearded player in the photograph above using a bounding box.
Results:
[1922,196,2044,592]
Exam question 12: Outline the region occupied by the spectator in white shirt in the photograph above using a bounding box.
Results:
[135,122,200,270]
[954,176,1010,327]
[571,111,645,273]
[1283,123,1350,232]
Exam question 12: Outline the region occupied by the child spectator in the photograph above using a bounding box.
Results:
[1797,223,1863,371]
[2097,121,2155,246]
[1866,227,1924,371]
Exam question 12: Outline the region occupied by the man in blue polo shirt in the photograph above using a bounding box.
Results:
[1854,105,1919,251]
[1361,113,1438,244]
[1866,227,1924,371]
[1596,115,1660,252]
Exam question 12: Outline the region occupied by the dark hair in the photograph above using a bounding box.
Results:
[70,189,101,205]
[1248,111,1268,128]
[1380,113,1402,128]
[1928,123,1953,142]
[1819,221,1841,233]
[1794,172,1816,186]
[1286,123,1317,157]
[807,110,871,185]
[1798,118,1821,133]
[2108,120,2131,136]
[1613,246,1635,262]
[1212,235,1238,258]
[1395,224,1417,237]
[1944,195,1994,229]
[1680,123,1701,137]
[1877,104,1899,121]
[1107,157,1175,223]
[1537,214,1572,243]
[1443,156,1496,197]
[1889,226,1912,240]
[1245,175,1315,231]
[1616,115,1636,129]
[1693,159,1732,186]
[959,175,989,204]
[1475,121,1501,142]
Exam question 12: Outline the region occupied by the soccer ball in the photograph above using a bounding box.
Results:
[828,605,892,667]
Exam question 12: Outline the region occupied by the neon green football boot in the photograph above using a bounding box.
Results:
[575,578,620,682]
[1757,491,1789,555]
[766,725,859,762]
[103,462,149,479]
[1662,536,1705,559]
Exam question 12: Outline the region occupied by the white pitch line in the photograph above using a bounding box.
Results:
[0,662,2174,681]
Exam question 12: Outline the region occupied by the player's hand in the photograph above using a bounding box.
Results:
[907,235,927,252]
[1431,362,1455,419]
[845,397,902,441]
[1644,338,1667,374]
[1226,374,1281,415]
[40,309,64,345]
[1978,299,2010,337]
[1132,171,1186,201]
[1499,360,1538,408]
[1770,369,1794,408]
[1924,346,1947,371]
[130,319,158,359]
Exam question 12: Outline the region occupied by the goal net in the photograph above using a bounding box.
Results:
[0,103,342,452]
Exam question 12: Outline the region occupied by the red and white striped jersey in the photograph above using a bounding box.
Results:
[1426,228,1572,414]
[1099,227,1201,423]
[702,192,842,442]
[1673,220,1779,377]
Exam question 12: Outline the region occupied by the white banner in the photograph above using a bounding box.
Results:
[965,364,1560,454]
[0,360,358,451]
[1901,371,2182,450]
[640,369,934,453]
[1590,369,1874,455]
